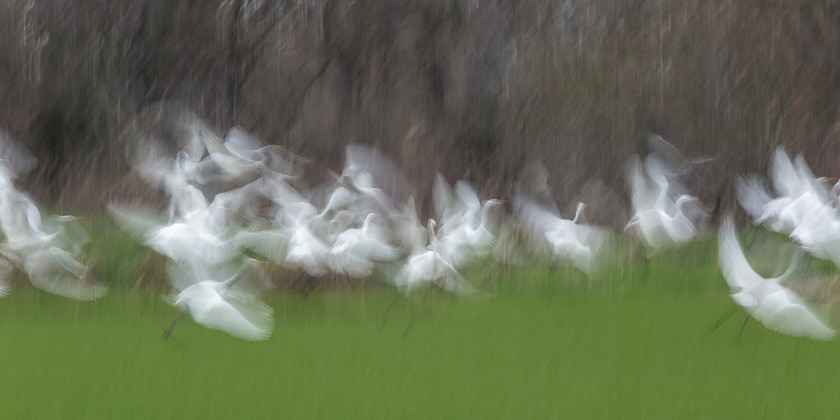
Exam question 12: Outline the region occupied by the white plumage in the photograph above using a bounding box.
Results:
[171,260,274,341]
[718,216,835,340]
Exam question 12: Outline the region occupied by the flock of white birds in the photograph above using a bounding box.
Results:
[0,120,835,342]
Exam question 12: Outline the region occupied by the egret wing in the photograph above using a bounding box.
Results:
[718,216,760,291]
[735,175,773,225]
[23,247,107,301]
[770,148,801,197]
[760,288,835,340]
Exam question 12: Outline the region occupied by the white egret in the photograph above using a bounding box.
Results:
[144,184,235,269]
[788,200,840,268]
[717,216,835,340]
[329,213,399,279]
[164,258,274,341]
[394,219,479,295]
[735,175,774,227]
[542,203,599,274]
[625,194,699,253]
[435,198,504,269]
[514,195,608,274]
[432,175,503,268]
[0,185,105,300]
[626,154,704,254]
[741,148,834,235]
[388,196,427,256]
[283,203,333,278]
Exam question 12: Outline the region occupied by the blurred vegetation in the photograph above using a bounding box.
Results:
[1,0,839,226]
[1,246,839,417]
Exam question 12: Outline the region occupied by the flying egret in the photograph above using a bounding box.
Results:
[394,219,479,295]
[625,147,707,256]
[514,195,609,274]
[435,198,504,269]
[432,175,504,268]
[329,213,399,279]
[740,148,834,235]
[0,185,106,300]
[164,258,274,341]
[717,216,835,340]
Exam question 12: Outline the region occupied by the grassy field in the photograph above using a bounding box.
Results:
[0,221,838,418]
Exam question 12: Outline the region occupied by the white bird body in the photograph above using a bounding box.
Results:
[394,219,478,295]
[167,257,274,340]
[319,148,397,219]
[0,185,105,300]
[145,181,236,269]
[515,197,606,274]
[234,223,291,264]
[433,175,502,268]
[173,267,273,341]
[626,154,704,254]
[390,196,427,256]
[740,148,835,235]
[145,219,232,267]
[543,203,595,273]
[754,187,830,235]
[396,249,475,295]
[626,193,699,253]
[735,175,774,226]
[788,202,840,267]
[625,150,705,257]
[284,221,331,277]
[718,216,835,340]
[329,213,398,278]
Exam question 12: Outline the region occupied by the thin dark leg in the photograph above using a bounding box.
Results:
[342,271,355,290]
[746,225,760,250]
[737,314,750,341]
[303,276,318,298]
[709,304,741,334]
[379,290,400,331]
[289,271,307,290]
[402,299,415,339]
[163,310,185,341]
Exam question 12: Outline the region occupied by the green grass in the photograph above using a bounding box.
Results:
[0,221,837,418]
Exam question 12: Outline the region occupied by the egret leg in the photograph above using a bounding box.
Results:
[342,271,355,290]
[379,290,400,331]
[640,247,650,281]
[163,310,185,341]
[745,225,760,250]
[289,271,307,290]
[402,299,415,339]
[709,304,741,334]
[737,314,750,341]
